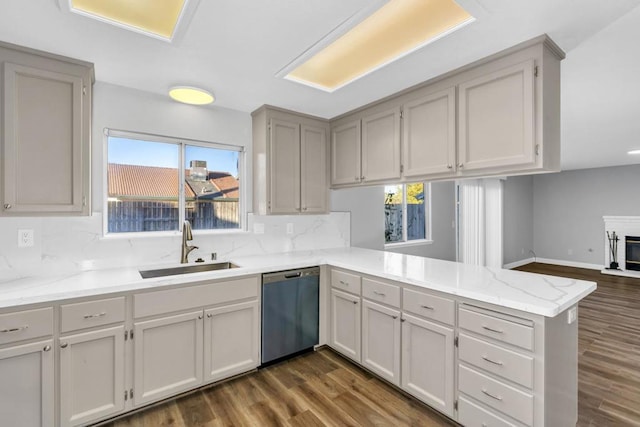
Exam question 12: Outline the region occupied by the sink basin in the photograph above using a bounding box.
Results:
[139,262,240,279]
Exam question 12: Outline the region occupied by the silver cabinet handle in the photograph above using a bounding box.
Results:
[198,315,203,320]
[352,301,358,305]
[339,280,349,286]
[482,355,504,366]
[60,342,68,349]
[83,312,106,319]
[302,207,307,211]
[360,176,365,181]
[3,204,11,209]
[458,163,464,168]
[373,291,385,296]
[447,164,453,169]
[482,325,504,334]
[392,315,398,320]
[401,318,406,323]
[0,325,28,333]
[207,313,213,318]
[481,388,503,401]
[420,305,434,310]
[43,345,51,352]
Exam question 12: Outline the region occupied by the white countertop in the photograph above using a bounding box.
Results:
[0,247,596,317]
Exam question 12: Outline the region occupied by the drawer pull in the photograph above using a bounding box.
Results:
[420,305,434,310]
[481,388,503,401]
[392,315,398,320]
[0,325,29,333]
[83,312,107,319]
[373,291,386,296]
[43,345,51,352]
[339,280,349,286]
[481,355,504,366]
[482,325,504,334]
[60,342,68,349]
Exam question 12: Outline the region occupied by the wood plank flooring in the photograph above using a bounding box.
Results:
[99,263,640,427]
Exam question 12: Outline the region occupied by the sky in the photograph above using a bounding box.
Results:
[108,137,239,176]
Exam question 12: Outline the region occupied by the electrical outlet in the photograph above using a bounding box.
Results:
[567,306,577,324]
[286,223,294,235]
[18,229,34,248]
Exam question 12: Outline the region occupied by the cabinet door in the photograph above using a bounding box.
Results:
[301,124,328,213]
[362,300,401,385]
[3,62,86,214]
[331,120,361,186]
[269,118,301,213]
[361,106,401,182]
[330,288,361,362]
[0,340,54,427]
[401,313,454,417]
[204,301,259,383]
[402,88,456,178]
[134,311,203,406]
[458,60,535,172]
[59,326,125,427]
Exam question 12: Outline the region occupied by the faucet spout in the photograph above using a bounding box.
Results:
[181,220,198,264]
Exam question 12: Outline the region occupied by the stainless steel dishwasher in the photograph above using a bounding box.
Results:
[261,267,319,365]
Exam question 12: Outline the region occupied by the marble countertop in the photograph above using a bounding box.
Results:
[0,247,596,317]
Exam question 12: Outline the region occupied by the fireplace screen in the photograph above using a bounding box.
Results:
[626,236,640,271]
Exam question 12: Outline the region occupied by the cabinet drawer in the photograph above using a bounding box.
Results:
[459,306,534,351]
[458,396,517,427]
[134,276,259,319]
[331,270,361,295]
[403,289,455,325]
[362,278,400,308]
[0,307,53,345]
[459,365,533,426]
[459,333,534,389]
[60,297,125,333]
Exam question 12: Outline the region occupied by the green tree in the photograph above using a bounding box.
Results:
[406,183,424,204]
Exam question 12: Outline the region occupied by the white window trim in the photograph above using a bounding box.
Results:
[384,182,431,248]
[101,128,247,237]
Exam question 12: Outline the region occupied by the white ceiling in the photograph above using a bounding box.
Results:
[1,0,640,170]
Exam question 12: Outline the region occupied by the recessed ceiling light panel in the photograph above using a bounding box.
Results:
[169,86,214,105]
[283,0,475,92]
[59,0,200,42]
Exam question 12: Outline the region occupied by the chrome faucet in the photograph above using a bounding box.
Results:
[181,220,198,264]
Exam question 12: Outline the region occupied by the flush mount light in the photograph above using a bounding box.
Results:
[628,150,640,155]
[169,86,215,105]
[59,0,201,42]
[281,0,475,92]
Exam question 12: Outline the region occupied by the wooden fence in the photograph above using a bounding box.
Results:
[108,199,239,233]
[384,204,426,242]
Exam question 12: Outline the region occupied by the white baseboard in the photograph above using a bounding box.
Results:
[535,258,602,271]
[503,258,535,269]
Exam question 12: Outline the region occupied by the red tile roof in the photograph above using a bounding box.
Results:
[108,164,239,199]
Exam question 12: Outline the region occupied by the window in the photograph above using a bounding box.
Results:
[384,182,431,245]
[105,130,244,234]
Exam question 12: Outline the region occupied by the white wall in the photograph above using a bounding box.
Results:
[532,164,640,266]
[503,175,534,265]
[330,181,457,261]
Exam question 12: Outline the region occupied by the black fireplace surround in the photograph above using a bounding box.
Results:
[626,236,640,271]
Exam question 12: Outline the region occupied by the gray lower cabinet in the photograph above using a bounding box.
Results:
[0,41,93,216]
[329,288,361,362]
[361,299,401,385]
[59,326,125,427]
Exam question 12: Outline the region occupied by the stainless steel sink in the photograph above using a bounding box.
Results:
[139,262,240,279]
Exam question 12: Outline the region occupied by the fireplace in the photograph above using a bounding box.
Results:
[626,236,640,271]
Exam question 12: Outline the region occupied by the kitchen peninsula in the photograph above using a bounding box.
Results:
[0,247,595,427]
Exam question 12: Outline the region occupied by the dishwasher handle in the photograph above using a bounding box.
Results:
[284,272,302,279]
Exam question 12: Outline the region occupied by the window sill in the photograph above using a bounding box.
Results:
[101,228,249,240]
[384,239,433,249]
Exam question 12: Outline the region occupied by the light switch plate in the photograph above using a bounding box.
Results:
[567,306,577,324]
[18,229,34,248]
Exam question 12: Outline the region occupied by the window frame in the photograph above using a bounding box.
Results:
[102,128,247,238]
[384,182,432,248]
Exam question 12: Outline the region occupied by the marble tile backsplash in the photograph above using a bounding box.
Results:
[0,212,350,280]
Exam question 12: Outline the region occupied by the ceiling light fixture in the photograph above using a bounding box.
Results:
[628,149,640,155]
[169,86,215,105]
[60,0,201,42]
[282,0,475,92]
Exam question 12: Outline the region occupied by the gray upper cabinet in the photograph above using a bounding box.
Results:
[1,42,93,216]
[252,106,329,215]
[330,119,361,186]
[361,106,401,183]
[402,87,456,178]
[458,60,535,172]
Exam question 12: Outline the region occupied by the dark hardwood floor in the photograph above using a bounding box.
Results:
[100,263,640,427]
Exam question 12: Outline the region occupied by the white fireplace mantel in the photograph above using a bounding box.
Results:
[603,216,640,278]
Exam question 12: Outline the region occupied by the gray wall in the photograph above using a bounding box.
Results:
[330,181,456,261]
[503,175,534,265]
[532,164,640,265]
